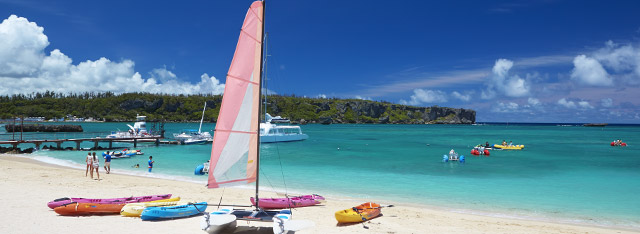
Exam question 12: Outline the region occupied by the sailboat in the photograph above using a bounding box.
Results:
[173,102,213,144]
[200,1,314,233]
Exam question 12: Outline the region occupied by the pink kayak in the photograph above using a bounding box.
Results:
[47,194,172,209]
[250,194,325,209]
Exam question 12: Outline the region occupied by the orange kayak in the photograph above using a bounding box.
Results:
[54,202,125,216]
[335,202,381,223]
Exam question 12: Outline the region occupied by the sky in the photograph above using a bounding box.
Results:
[1,0,639,123]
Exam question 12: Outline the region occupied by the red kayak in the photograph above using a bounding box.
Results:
[610,142,628,147]
[54,202,125,216]
[250,194,324,209]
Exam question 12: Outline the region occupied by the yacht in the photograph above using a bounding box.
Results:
[106,115,159,141]
[173,102,213,144]
[173,129,213,145]
[260,113,308,143]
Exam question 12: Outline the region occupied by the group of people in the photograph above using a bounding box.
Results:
[613,139,624,146]
[501,140,514,146]
[85,152,111,180]
[85,152,155,180]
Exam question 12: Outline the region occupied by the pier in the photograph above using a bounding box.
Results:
[0,132,165,151]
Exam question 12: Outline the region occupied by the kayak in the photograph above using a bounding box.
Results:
[54,202,125,216]
[141,202,208,221]
[121,199,190,217]
[493,144,524,150]
[335,202,381,223]
[250,194,324,209]
[47,194,172,209]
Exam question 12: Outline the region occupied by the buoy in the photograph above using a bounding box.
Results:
[442,155,449,162]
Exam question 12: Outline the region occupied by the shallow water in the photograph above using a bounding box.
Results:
[7,122,640,229]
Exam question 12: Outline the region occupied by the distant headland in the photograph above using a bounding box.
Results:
[0,92,475,124]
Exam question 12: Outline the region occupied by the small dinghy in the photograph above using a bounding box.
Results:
[47,194,172,209]
[250,194,325,209]
[335,202,382,223]
[54,202,125,216]
[141,202,207,221]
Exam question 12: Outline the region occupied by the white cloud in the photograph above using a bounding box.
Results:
[577,101,593,109]
[0,15,49,77]
[491,102,520,113]
[400,89,447,106]
[570,55,612,86]
[316,94,327,99]
[528,97,541,106]
[0,15,225,95]
[451,91,471,102]
[482,59,530,99]
[601,98,613,108]
[557,98,593,110]
[355,95,371,100]
[557,98,576,109]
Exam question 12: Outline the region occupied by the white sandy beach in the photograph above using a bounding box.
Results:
[0,154,637,234]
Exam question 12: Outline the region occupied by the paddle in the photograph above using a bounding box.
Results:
[353,204,394,211]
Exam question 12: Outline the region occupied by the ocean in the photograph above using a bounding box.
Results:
[2,122,639,229]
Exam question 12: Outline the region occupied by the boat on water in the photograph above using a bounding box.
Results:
[106,114,160,141]
[443,150,465,163]
[173,102,213,145]
[200,2,314,233]
[260,113,308,143]
[583,123,608,127]
[493,144,524,150]
[174,129,212,144]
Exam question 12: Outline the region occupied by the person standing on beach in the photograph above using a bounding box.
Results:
[148,156,154,172]
[92,152,100,180]
[104,151,111,174]
[85,152,92,177]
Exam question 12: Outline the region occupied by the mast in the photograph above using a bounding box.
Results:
[255,0,266,210]
[198,102,207,134]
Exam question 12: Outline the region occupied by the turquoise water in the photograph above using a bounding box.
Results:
[5,122,640,229]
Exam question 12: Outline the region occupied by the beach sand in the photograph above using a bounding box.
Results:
[0,154,637,234]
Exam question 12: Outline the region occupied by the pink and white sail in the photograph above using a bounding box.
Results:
[207,1,264,188]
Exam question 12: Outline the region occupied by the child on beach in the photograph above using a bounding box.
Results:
[85,152,92,177]
[148,156,154,172]
[104,151,111,174]
[92,152,100,180]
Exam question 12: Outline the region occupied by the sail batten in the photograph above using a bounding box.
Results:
[208,1,264,189]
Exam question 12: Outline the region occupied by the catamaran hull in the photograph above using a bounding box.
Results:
[260,134,308,143]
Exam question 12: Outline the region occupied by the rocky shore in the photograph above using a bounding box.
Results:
[4,124,83,132]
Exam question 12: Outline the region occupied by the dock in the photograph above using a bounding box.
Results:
[0,132,165,150]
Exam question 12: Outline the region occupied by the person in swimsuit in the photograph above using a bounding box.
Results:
[85,152,92,177]
[92,152,100,180]
[104,151,112,174]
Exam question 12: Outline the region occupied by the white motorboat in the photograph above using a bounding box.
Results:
[106,115,160,141]
[260,113,308,143]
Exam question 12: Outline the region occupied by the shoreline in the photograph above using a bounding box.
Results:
[1,154,638,234]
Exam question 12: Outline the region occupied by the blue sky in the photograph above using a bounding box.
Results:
[1,0,639,123]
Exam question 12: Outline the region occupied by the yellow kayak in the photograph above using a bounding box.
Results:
[120,197,182,217]
[493,144,524,150]
[335,202,381,223]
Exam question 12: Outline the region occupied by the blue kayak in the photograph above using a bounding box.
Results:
[141,202,208,221]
